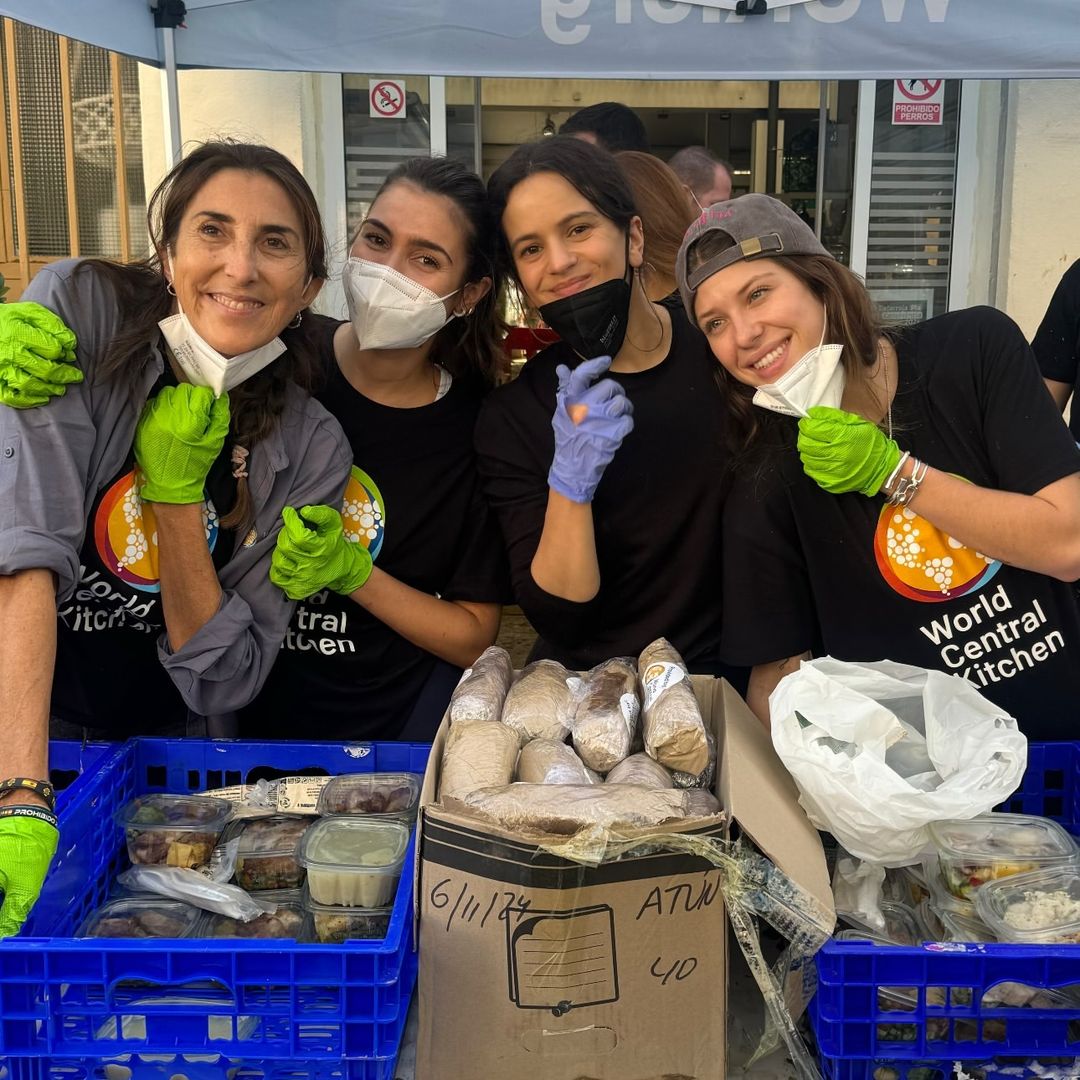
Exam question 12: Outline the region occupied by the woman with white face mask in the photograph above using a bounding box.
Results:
[676,195,1080,737]
[236,156,507,741]
[0,140,352,936]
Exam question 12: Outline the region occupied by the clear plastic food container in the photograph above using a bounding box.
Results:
[924,856,981,920]
[938,907,995,943]
[116,793,232,869]
[201,890,306,939]
[223,814,311,891]
[975,865,1080,944]
[315,773,421,818]
[77,898,202,938]
[927,813,1078,901]
[296,817,409,907]
[839,901,924,946]
[915,898,944,941]
[300,884,392,944]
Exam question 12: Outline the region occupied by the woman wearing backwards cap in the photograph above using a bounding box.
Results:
[675,194,1080,738]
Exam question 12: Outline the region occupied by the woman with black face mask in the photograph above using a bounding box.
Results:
[477,136,741,678]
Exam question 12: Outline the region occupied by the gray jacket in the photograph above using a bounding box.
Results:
[0,259,353,715]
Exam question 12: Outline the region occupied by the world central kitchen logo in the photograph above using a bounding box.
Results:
[541,0,951,44]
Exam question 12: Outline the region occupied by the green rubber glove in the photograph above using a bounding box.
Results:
[0,301,82,408]
[270,504,373,600]
[0,813,59,938]
[797,405,902,497]
[134,383,231,504]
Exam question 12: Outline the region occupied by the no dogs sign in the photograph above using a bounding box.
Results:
[893,79,944,126]
[370,79,406,119]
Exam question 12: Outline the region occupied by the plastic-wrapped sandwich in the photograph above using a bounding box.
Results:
[448,645,513,725]
[516,738,597,786]
[450,783,692,834]
[637,638,710,775]
[501,659,576,742]
[439,720,520,801]
[571,657,640,773]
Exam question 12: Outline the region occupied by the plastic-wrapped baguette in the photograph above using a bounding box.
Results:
[451,783,691,834]
[571,657,640,773]
[637,638,710,776]
[439,720,520,802]
[448,645,514,725]
[516,738,597,786]
[501,659,576,742]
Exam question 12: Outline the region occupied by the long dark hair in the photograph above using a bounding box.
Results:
[487,136,638,292]
[686,231,884,454]
[79,139,329,532]
[365,156,504,388]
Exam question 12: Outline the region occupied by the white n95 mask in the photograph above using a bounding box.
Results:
[751,308,845,418]
[343,257,458,351]
[158,308,286,397]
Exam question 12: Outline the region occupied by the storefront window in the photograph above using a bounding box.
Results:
[342,74,430,232]
[863,79,961,323]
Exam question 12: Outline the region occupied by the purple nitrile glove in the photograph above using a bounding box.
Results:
[548,355,635,504]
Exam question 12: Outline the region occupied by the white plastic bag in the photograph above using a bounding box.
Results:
[770,657,1027,866]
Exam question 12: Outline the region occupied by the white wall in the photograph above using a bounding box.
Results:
[997,80,1080,338]
[136,66,347,317]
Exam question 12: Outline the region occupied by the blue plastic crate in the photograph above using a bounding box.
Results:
[0,738,428,1062]
[813,742,1080,1076]
[0,951,416,1080]
[48,740,118,811]
[997,741,1080,833]
[818,1054,1080,1079]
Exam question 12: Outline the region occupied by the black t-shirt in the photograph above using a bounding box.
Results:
[721,306,1080,740]
[474,303,732,672]
[54,366,237,733]
[1031,257,1080,441]
[238,316,508,741]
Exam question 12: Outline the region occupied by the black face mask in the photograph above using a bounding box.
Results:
[539,274,632,361]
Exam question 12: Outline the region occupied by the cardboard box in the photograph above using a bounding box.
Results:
[415,677,832,1080]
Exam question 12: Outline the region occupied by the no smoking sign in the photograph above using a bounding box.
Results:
[369,79,406,119]
[892,78,944,126]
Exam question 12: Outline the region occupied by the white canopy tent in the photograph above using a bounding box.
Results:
[2,0,1078,164]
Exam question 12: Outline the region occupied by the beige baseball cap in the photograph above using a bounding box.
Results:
[676,194,831,321]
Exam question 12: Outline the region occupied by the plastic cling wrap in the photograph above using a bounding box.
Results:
[500,659,576,742]
[605,752,673,789]
[637,638,710,775]
[571,657,640,772]
[448,645,513,725]
[516,738,597,786]
[438,720,520,801]
[450,783,690,834]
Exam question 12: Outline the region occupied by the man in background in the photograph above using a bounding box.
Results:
[561,102,650,153]
[669,145,734,212]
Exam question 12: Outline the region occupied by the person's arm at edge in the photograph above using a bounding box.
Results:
[153,503,224,652]
[1045,377,1073,413]
[347,570,500,669]
[529,489,601,601]
[746,652,810,730]
[0,570,55,804]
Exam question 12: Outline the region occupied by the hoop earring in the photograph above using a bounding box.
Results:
[288,311,303,329]
[165,279,177,297]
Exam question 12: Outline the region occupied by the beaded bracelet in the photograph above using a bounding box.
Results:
[0,804,58,829]
[0,777,56,812]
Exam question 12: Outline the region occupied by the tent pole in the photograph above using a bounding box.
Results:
[814,80,827,240]
[159,26,182,166]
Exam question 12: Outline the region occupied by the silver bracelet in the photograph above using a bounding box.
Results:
[888,457,929,507]
[883,451,911,498]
